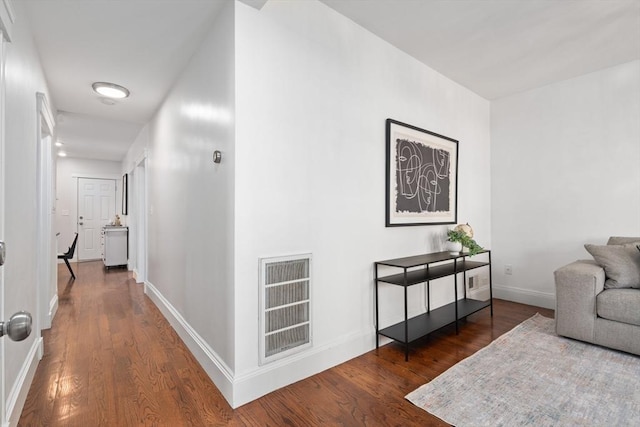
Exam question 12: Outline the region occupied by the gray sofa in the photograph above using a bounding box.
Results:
[554,236,640,356]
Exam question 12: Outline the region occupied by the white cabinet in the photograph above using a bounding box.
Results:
[102,226,128,268]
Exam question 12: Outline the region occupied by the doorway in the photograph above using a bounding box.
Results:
[77,178,116,261]
[36,93,56,332]
[129,158,147,283]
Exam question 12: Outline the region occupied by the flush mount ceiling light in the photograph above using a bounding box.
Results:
[91,82,130,99]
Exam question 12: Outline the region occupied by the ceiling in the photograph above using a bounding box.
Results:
[24,0,227,161]
[321,0,640,100]
[23,0,640,162]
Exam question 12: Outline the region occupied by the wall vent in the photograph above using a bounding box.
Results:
[259,254,312,365]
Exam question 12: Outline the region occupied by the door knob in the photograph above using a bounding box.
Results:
[0,311,32,341]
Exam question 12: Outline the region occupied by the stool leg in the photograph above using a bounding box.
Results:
[63,258,76,280]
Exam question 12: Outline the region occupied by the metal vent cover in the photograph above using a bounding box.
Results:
[259,254,312,364]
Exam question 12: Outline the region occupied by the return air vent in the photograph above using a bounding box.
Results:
[259,254,312,365]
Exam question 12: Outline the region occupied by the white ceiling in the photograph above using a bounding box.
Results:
[23,0,640,161]
[24,0,227,161]
[321,0,640,100]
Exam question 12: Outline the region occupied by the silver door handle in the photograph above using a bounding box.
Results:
[0,311,32,341]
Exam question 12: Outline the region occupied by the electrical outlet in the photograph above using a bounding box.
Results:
[504,264,513,275]
[468,276,475,289]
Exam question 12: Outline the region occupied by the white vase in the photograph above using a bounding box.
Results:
[446,241,462,255]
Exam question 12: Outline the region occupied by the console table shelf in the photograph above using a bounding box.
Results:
[374,250,493,361]
[378,299,491,343]
[378,260,489,286]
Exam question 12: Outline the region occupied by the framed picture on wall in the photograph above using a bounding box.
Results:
[386,119,458,226]
[122,173,128,215]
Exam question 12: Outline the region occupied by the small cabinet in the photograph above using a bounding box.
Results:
[374,250,493,360]
[102,226,128,268]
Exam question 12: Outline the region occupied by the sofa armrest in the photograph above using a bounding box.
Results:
[554,260,605,343]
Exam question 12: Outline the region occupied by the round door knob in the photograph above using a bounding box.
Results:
[1,311,32,341]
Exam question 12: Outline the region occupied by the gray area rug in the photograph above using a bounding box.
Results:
[406,314,640,426]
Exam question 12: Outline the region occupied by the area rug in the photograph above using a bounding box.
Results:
[406,314,640,426]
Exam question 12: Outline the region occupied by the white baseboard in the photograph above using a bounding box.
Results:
[5,337,42,427]
[143,280,376,408]
[493,284,555,310]
[232,329,372,407]
[45,294,59,329]
[143,281,235,404]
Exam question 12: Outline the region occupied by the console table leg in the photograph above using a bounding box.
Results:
[488,252,494,316]
[375,265,379,349]
[404,284,409,361]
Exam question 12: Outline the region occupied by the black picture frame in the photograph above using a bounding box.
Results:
[122,173,128,215]
[385,119,458,227]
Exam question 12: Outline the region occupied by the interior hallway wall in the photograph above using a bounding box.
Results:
[491,60,640,308]
[142,0,236,391]
[2,1,53,424]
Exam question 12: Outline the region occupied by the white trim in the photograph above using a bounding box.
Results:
[35,93,56,361]
[5,337,41,427]
[134,148,147,169]
[36,93,55,132]
[143,280,235,402]
[0,0,14,42]
[493,284,555,310]
[71,173,121,180]
[232,328,373,407]
[47,294,58,328]
[144,279,376,408]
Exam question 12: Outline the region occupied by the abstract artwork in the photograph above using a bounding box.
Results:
[386,119,458,226]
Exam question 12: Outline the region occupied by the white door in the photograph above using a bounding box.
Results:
[78,178,116,261]
[0,30,5,423]
[1,19,34,424]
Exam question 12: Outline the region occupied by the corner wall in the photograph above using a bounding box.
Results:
[142,0,236,397]
[233,0,491,405]
[491,60,640,308]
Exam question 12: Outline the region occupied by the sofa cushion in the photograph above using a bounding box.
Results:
[584,243,640,289]
[607,236,640,245]
[597,289,640,327]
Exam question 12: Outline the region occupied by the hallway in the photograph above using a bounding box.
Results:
[18,262,234,426]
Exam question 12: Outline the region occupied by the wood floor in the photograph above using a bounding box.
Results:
[19,261,553,426]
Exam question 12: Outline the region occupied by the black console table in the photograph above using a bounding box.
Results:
[374,250,493,361]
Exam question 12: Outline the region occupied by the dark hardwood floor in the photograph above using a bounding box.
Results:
[19,261,553,426]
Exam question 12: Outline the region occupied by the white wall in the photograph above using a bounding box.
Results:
[142,0,236,392]
[233,0,490,405]
[122,124,148,175]
[55,157,123,259]
[2,1,52,424]
[122,126,149,277]
[491,60,640,308]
